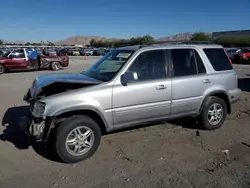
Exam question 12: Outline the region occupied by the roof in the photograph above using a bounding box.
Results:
[115,45,141,51]
[115,41,222,51]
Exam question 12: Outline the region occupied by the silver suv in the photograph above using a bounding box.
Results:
[22,41,241,163]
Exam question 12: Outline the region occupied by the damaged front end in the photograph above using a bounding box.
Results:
[22,75,101,141]
[22,101,48,141]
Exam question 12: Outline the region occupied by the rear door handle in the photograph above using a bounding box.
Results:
[203,79,211,84]
[156,85,167,90]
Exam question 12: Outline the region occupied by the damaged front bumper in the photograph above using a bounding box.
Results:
[19,115,45,141]
[19,115,53,142]
[23,89,32,103]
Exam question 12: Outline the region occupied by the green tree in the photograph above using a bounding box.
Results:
[141,35,154,43]
[191,32,212,41]
[90,39,97,47]
[0,39,3,45]
[214,36,250,47]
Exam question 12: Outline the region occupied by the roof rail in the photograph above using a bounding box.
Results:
[140,40,215,48]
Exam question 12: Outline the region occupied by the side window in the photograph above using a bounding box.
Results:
[171,49,206,77]
[11,49,25,58]
[194,50,206,74]
[128,50,167,81]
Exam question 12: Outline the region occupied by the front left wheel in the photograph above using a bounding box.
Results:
[55,115,101,163]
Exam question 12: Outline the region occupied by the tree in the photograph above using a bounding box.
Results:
[48,42,55,46]
[25,42,31,46]
[0,39,3,45]
[214,36,250,47]
[90,39,97,47]
[141,35,154,43]
[191,32,212,41]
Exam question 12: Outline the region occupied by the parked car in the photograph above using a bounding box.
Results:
[57,48,70,56]
[232,48,250,63]
[80,48,94,56]
[93,48,108,56]
[43,47,57,56]
[0,48,69,74]
[225,48,239,60]
[71,48,81,56]
[22,41,241,163]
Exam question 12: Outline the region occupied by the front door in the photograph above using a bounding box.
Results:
[112,49,172,128]
[6,49,27,70]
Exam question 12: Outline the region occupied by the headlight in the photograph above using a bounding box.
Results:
[32,101,46,118]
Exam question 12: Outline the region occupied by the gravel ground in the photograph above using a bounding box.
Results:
[0,57,250,188]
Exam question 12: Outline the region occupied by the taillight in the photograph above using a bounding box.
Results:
[224,49,233,65]
[242,53,246,59]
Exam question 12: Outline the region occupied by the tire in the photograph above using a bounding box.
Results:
[55,115,101,163]
[50,61,61,71]
[200,96,227,130]
[0,64,5,75]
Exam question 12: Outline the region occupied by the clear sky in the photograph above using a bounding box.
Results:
[0,0,249,42]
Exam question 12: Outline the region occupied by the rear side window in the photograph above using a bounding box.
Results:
[203,48,232,71]
[171,49,206,77]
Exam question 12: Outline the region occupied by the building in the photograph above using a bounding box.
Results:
[212,30,250,39]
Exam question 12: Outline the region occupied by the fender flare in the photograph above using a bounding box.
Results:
[43,106,109,142]
[198,90,231,115]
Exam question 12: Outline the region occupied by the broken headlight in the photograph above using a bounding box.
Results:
[32,101,46,118]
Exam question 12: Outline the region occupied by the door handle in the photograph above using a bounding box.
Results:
[203,79,211,84]
[156,85,167,90]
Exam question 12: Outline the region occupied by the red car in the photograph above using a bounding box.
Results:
[233,48,250,63]
[241,49,250,61]
[0,48,69,75]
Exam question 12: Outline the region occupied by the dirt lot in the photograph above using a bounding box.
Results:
[0,57,250,188]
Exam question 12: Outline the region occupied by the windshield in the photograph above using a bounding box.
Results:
[82,49,134,81]
[2,51,11,57]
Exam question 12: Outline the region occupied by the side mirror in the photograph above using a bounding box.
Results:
[121,71,138,84]
[8,55,13,59]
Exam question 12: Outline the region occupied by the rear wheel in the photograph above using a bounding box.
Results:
[50,61,61,71]
[0,64,5,75]
[200,96,227,130]
[55,115,101,163]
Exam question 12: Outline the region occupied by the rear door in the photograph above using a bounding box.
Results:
[203,48,237,94]
[112,49,172,128]
[170,48,213,116]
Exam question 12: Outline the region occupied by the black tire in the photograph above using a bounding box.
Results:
[55,115,101,163]
[0,64,5,75]
[50,61,61,71]
[200,96,227,130]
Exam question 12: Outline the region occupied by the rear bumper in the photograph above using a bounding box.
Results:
[229,88,241,104]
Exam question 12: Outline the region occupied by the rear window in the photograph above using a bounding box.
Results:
[203,48,232,71]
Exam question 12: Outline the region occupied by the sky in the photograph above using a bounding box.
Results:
[0,0,249,42]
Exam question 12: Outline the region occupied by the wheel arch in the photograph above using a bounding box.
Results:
[44,109,109,141]
[198,91,231,115]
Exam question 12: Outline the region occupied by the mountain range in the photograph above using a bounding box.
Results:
[3,32,211,45]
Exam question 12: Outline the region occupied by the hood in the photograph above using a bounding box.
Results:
[30,73,102,98]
